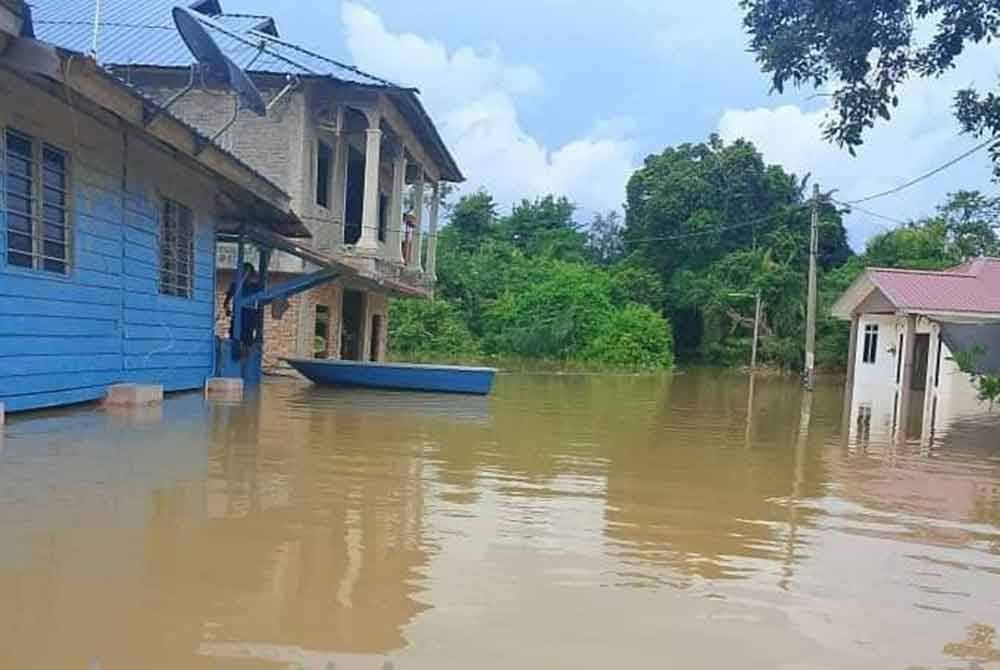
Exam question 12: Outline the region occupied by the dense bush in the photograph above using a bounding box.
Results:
[388,297,480,361]
[584,303,675,369]
[483,261,614,359]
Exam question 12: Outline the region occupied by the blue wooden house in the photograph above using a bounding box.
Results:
[0,6,326,413]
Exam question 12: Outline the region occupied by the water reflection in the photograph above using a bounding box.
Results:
[0,373,996,669]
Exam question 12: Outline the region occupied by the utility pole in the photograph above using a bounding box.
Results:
[751,291,762,370]
[804,183,820,391]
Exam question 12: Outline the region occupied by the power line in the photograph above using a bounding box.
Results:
[829,198,910,228]
[842,135,997,205]
[621,204,812,245]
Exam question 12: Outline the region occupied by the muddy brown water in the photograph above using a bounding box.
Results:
[0,371,998,669]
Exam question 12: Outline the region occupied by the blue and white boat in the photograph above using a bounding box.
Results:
[284,358,497,395]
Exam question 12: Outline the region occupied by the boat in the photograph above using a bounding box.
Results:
[283,358,497,395]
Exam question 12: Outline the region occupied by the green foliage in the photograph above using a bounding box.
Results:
[584,303,675,369]
[623,135,853,369]
[742,0,1000,171]
[587,210,625,266]
[864,220,958,270]
[400,190,675,370]
[388,297,480,361]
[609,262,666,311]
[484,260,613,359]
[450,190,498,248]
[859,191,1000,270]
[389,137,994,375]
[497,195,589,261]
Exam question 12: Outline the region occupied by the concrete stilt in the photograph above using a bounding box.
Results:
[0,401,5,426]
[205,377,244,400]
[896,315,918,443]
[104,384,163,407]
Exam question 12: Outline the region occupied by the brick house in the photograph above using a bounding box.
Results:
[37,0,462,372]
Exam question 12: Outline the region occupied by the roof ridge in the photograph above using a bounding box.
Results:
[218,12,272,19]
[190,11,324,76]
[247,30,404,89]
[868,266,974,278]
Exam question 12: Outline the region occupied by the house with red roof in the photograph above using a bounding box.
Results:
[832,258,1000,445]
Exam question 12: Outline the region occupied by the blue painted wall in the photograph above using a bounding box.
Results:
[0,75,218,413]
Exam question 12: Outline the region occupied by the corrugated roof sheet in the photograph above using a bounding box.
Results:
[940,322,1000,375]
[32,0,462,181]
[32,0,464,181]
[867,259,1000,315]
[32,0,396,86]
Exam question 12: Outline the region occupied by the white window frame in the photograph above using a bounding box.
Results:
[862,323,879,364]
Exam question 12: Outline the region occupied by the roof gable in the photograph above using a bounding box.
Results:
[833,259,1000,319]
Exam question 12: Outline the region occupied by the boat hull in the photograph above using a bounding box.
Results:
[284,358,497,395]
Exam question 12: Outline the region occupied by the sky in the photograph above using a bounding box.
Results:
[227,0,1000,250]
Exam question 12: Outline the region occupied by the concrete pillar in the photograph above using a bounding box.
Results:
[358,124,382,252]
[426,181,440,282]
[387,148,406,264]
[409,170,425,271]
[331,107,348,244]
[895,314,917,442]
[0,401,5,426]
[921,321,941,444]
[104,384,163,407]
[841,314,860,445]
[205,377,244,400]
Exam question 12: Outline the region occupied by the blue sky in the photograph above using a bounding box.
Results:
[228,1,998,249]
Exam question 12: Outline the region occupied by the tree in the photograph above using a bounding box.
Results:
[496,195,588,260]
[623,134,852,367]
[450,191,497,248]
[858,190,1000,270]
[741,0,1000,169]
[587,211,625,266]
[937,190,1000,258]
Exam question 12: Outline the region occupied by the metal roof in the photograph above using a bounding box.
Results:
[32,0,390,85]
[32,0,463,181]
[940,322,1000,375]
[833,259,1000,318]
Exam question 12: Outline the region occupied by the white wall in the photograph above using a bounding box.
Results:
[848,313,992,444]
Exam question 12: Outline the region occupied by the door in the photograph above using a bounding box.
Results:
[369,314,383,362]
[341,289,364,361]
[911,334,930,391]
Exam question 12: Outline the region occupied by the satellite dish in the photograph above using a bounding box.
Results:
[172,7,266,116]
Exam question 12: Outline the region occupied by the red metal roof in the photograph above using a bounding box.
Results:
[868,258,1000,315]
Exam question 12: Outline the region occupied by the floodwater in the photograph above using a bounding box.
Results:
[0,372,998,670]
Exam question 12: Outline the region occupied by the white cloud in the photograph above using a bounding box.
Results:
[718,44,1000,250]
[341,2,637,218]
